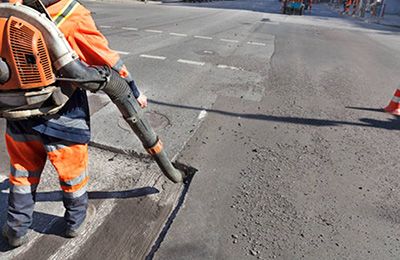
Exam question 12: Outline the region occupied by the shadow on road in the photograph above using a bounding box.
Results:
[36,186,159,202]
[150,99,400,131]
[0,179,159,252]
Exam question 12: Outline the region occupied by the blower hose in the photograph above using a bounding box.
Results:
[0,3,185,183]
[59,60,184,183]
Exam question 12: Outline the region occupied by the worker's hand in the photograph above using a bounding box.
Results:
[137,94,148,108]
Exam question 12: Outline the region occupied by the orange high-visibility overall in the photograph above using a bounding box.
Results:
[5,0,136,237]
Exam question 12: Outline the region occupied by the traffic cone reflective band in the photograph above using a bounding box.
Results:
[384,88,400,115]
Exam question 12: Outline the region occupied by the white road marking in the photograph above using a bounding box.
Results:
[204,50,213,54]
[145,29,163,33]
[198,110,208,120]
[140,54,167,60]
[100,25,112,29]
[220,38,239,43]
[122,27,139,31]
[177,59,205,66]
[48,200,117,260]
[169,32,187,37]
[115,50,130,55]
[0,174,8,183]
[247,41,267,46]
[217,64,242,71]
[194,35,213,40]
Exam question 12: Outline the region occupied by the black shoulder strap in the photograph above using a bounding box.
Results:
[38,0,61,7]
[22,0,52,19]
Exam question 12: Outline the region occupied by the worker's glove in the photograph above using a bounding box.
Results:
[128,80,147,108]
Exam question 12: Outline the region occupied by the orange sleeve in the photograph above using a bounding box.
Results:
[60,4,132,81]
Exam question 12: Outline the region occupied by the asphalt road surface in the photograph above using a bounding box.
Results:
[1,0,400,259]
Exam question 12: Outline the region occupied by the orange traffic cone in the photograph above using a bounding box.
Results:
[384,88,400,115]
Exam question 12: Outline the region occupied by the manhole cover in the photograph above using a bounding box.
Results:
[118,110,171,132]
[261,18,271,22]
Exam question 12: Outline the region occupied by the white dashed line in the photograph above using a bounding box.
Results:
[198,110,208,120]
[194,35,213,40]
[203,50,213,54]
[122,27,138,31]
[177,59,205,66]
[217,64,242,71]
[220,38,239,43]
[247,41,267,46]
[100,25,112,29]
[115,50,130,55]
[145,29,163,33]
[140,54,167,60]
[169,32,187,37]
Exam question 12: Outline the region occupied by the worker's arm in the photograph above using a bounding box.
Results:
[60,3,147,107]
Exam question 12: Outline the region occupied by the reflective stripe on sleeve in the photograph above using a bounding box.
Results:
[112,59,125,73]
[53,0,80,27]
[112,59,132,82]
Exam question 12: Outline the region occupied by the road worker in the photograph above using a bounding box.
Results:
[2,0,147,247]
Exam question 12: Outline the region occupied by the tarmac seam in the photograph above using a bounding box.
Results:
[89,103,206,259]
[145,173,195,260]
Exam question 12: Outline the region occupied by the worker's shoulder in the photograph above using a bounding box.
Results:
[55,0,89,10]
[75,0,92,15]
[75,0,86,8]
[61,0,91,17]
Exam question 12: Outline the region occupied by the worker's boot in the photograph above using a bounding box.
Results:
[64,203,96,238]
[2,225,28,248]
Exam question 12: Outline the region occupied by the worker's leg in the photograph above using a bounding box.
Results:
[44,138,89,232]
[5,122,47,239]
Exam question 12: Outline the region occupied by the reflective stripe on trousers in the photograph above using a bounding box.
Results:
[6,133,89,198]
[5,124,89,236]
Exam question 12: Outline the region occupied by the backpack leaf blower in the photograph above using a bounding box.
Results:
[0,2,195,183]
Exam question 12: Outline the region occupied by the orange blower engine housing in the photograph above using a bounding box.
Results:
[0,14,75,120]
[0,15,55,90]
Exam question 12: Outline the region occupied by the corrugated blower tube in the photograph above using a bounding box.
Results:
[0,3,185,183]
